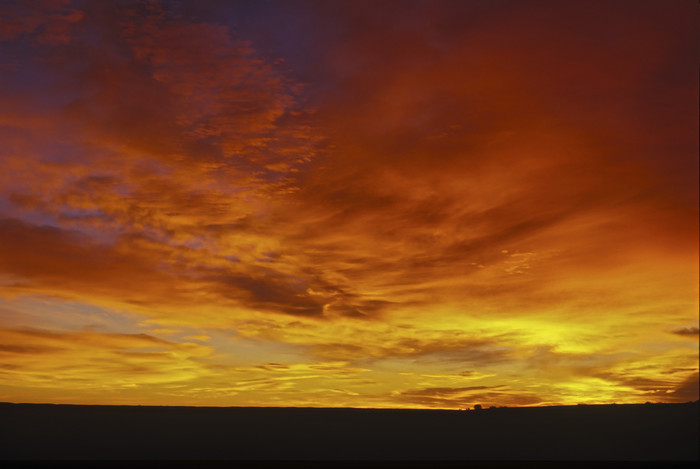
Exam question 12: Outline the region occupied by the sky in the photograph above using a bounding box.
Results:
[0,0,697,409]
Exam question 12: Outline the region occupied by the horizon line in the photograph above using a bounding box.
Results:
[2,400,698,410]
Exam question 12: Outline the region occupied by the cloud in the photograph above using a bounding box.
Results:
[0,217,185,306]
[672,327,700,337]
[0,0,696,408]
[0,0,334,327]
[0,327,212,392]
[202,270,325,317]
[233,316,515,364]
[260,0,699,334]
[0,0,82,44]
[0,217,330,321]
[668,373,699,402]
[395,385,543,409]
[401,385,505,397]
[0,344,63,354]
[592,365,700,403]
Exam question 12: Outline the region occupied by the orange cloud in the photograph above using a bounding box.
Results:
[0,0,696,408]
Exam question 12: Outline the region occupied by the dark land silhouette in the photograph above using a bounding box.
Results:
[1,401,698,468]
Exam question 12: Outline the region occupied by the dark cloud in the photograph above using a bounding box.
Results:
[0,218,328,319]
[594,369,699,403]
[204,270,325,317]
[668,373,699,402]
[257,363,290,371]
[0,344,64,354]
[672,327,700,337]
[0,0,81,43]
[115,0,314,168]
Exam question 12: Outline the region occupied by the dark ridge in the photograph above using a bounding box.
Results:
[2,402,698,463]
[0,461,698,469]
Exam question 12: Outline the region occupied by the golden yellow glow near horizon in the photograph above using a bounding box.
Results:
[0,0,697,409]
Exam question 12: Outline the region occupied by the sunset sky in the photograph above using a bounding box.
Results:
[0,0,697,409]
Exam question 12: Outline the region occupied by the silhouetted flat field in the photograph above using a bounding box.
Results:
[1,402,698,468]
